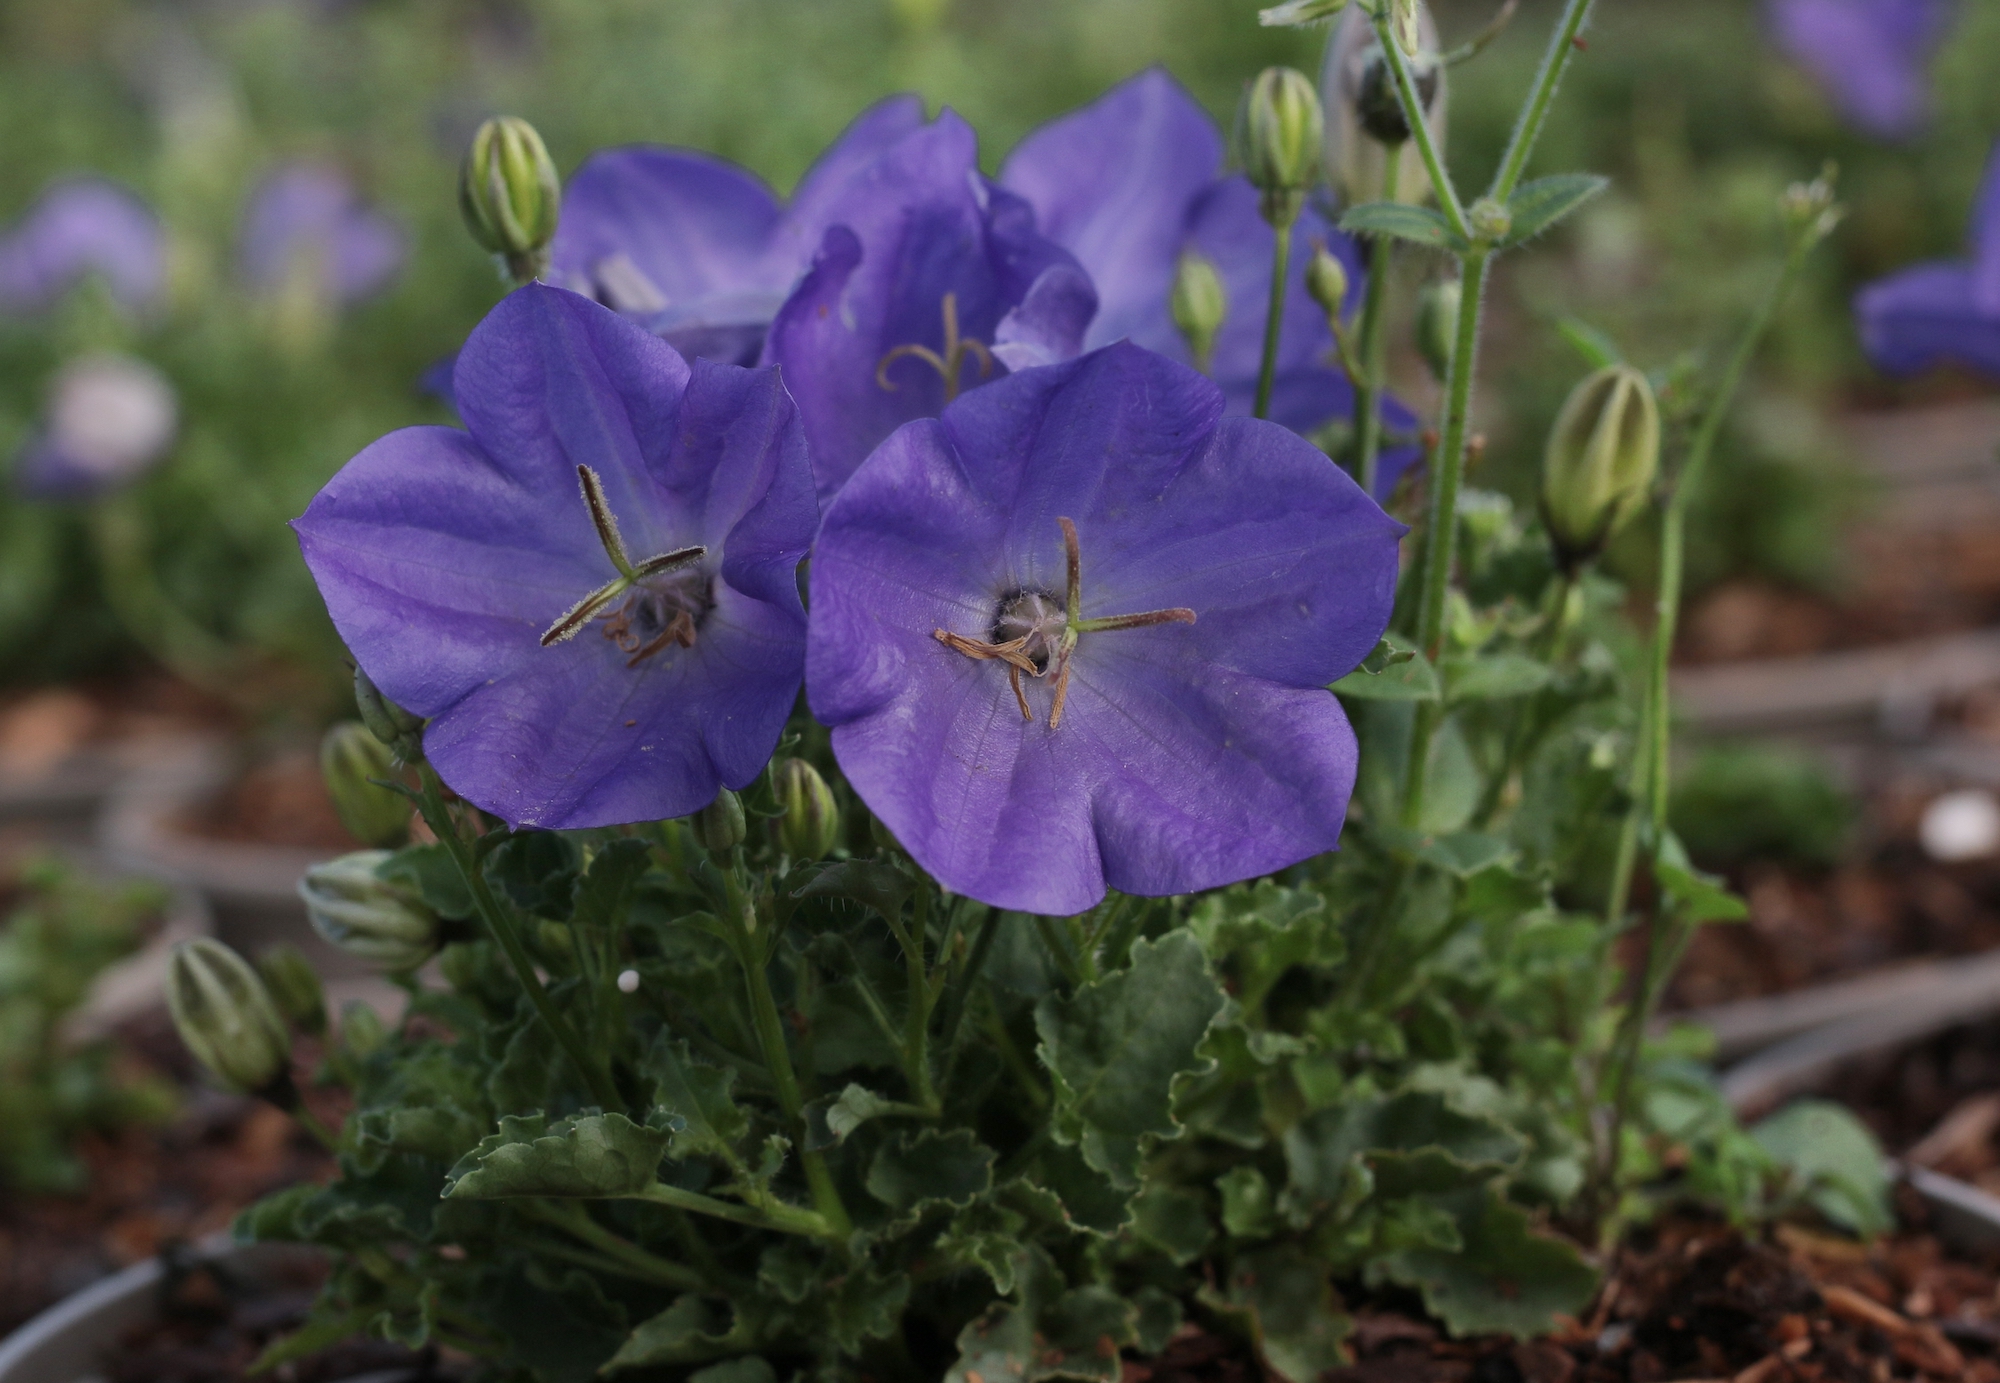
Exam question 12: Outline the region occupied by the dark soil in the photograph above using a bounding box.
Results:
[0,1012,336,1338]
[1823,1015,2000,1194]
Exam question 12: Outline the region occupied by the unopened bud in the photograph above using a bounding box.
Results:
[1781,163,1844,253]
[694,788,747,856]
[1468,197,1512,244]
[353,665,423,763]
[299,851,443,972]
[1169,251,1227,372]
[460,116,561,282]
[167,939,292,1096]
[1541,364,1661,567]
[1322,6,1447,207]
[771,758,840,861]
[1389,0,1422,53]
[321,722,410,848]
[257,945,327,1038]
[1305,244,1350,325]
[1415,278,1460,383]
[1242,67,1324,228]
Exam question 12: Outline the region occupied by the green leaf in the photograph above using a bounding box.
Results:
[1556,316,1623,369]
[1283,1091,1523,1216]
[1133,1286,1183,1355]
[1441,652,1553,702]
[376,842,475,919]
[352,1105,487,1172]
[1501,174,1609,246]
[866,1127,995,1213]
[794,859,913,923]
[248,1304,378,1375]
[828,1270,914,1354]
[569,839,653,932]
[1654,833,1749,923]
[1032,1142,1135,1234]
[946,1302,1038,1383]
[1753,1099,1893,1237]
[603,1296,738,1373]
[1338,201,1467,252]
[1036,932,1226,1184]
[804,1082,894,1149]
[483,831,580,920]
[1218,1165,1276,1238]
[1132,1184,1212,1264]
[443,1110,669,1200]
[1375,1187,1598,1337]
[1208,1245,1351,1383]
[645,1035,749,1161]
[689,1360,776,1383]
[1417,831,1514,878]
[1333,635,1440,702]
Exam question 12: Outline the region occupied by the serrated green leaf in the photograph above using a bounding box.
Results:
[444,1111,669,1200]
[376,842,475,919]
[1132,1286,1183,1355]
[1441,652,1553,701]
[1338,201,1466,251]
[483,831,580,920]
[946,1302,1036,1383]
[804,1081,895,1150]
[829,1270,914,1354]
[1132,1184,1212,1264]
[1654,832,1749,923]
[794,858,913,923]
[1032,1143,1134,1234]
[569,838,652,932]
[1283,1091,1523,1216]
[352,1104,487,1171]
[1036,932,1226,1184]
[1502,173,1609,246]
[1207,1245,1351,1383]
[645,1034,749,1161]
[689,1359,776,1383]
[1374,1187,1598,1337]
[1218,1164,1276,1238]
[603,1296,738,1373]
[866,1127,995,1213]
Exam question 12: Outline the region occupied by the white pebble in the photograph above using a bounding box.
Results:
[1920,789,2000,862]
[617,968,641,994]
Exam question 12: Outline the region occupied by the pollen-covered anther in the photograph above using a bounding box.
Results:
[933,515,1196,730]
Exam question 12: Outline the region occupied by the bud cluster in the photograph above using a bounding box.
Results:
[299,851,445,972]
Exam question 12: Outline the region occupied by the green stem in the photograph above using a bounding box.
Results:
[415,766,623,1111]
[1254,222,1294,421]
[1032,913,1084,987]
[524,1200,706,1292]
[1352,153,1402,498]
[1472,572,1574,829]
[634,1181,834,1239]
[1397,251,1492,829]
[937,904,1002,1057]
[87,503,240,696]
[1487,0,1598,202]
[1369,14,1467,240]
[716,861,853,1239]
[882,892,941,1113]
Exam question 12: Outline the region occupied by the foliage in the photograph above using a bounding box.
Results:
[1670,741,1855,872]
[0,857,176,1192]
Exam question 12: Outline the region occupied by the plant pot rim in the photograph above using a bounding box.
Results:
[0,1236,419,1383]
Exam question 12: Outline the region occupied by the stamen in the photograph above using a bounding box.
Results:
[933,628,1039,674]
[1008,665,1031,721]
[625,608,697,667]
[577,465,635,578]
[875,293,996,404]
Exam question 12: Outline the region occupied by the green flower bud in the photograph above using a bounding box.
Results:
[1468,196,1512,244]
[1322,5,1447,207]
[1540,364,1661,568]
[256,945,327,1038]
[771,758,840,861]
[341,1001,387,1060]
[460,116,562,282]
[167,939,292,1096]
[321,722,411,848]
[353,665,424,763]
[1169,250,1227,372]
[1415,278,1460,383]
[694,788,747,856]
[1305,243,1349,325]
[1241,67,1324,229]
[299,851,443,972]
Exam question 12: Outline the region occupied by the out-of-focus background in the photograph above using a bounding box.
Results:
[3,0,2000,1356]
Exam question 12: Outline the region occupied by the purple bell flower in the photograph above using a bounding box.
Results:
[764,110,1097,501]
[549,96,929,366]
[1855,140,2000,379]
[294,284,817,829]
[0,178,165,315]
[998,68,1422,498]
[14,354,179,499]
[239,163,406,306]
[1766,0,1954,140]
[806,342,1404,916]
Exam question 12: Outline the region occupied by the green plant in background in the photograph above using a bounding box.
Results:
[1670,741,1855,872]
[0,858,176,1193]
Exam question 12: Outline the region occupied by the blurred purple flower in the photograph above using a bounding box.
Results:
[999,68,1421,498]
[764,110,1096,500]
[1856,140,2000,378]
[550,97,930,366]
[1766,0,1954,139]
[14,354,179,499]
[239,163,405,305]
[0,179,166,315]
[295,284,817,829]
[806,343,1403,916]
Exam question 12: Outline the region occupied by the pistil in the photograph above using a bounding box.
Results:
[542,464,706,659]
[933,516,1195,729]
[876,293,995,404]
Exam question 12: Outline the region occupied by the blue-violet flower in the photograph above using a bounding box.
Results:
[807,342,1404,916]
[1856,139,2000,379]
[998,68,1421,497]
[239,163,406,307]
[1765,0,1954,140]
[0,178,165,315]
[14,354,178,499]
[295,283,817,828]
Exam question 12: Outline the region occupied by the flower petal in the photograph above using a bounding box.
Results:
[0,179,165,315]
[1856,262,2000,378]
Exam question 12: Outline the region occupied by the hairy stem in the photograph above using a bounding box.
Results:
[1369,13,1467,240]
[414,767,623,1111]
[1487,0,1598,203]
